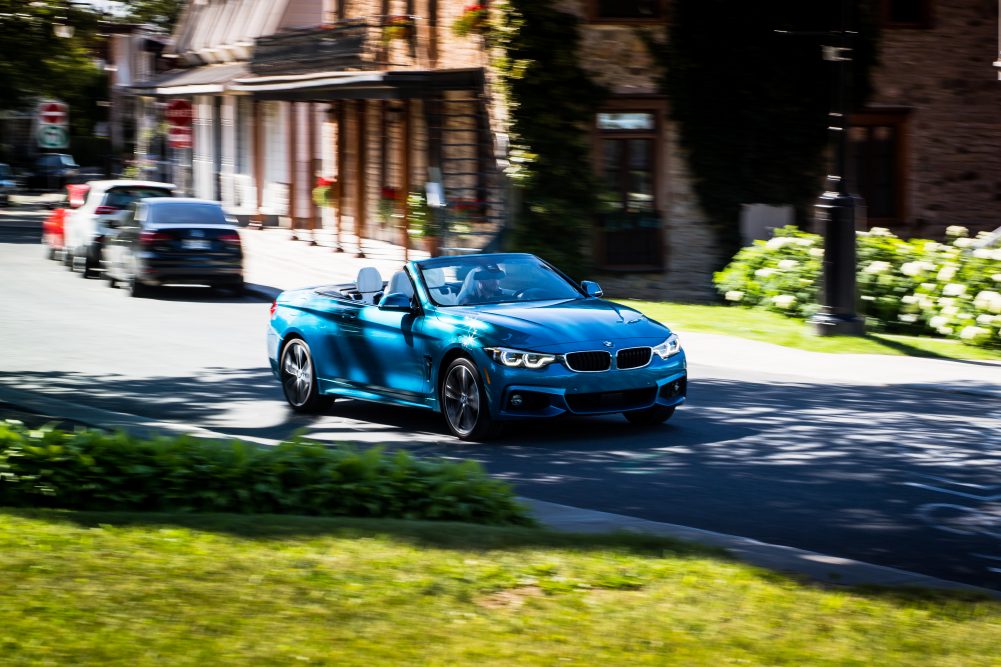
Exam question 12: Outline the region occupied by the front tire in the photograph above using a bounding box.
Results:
[441,357,497,441]
[624,405,675,426]
[280,338,334,413]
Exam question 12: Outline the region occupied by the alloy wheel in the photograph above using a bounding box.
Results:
[443,362,481,437]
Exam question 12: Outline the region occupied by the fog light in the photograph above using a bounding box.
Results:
[510,393,523,407]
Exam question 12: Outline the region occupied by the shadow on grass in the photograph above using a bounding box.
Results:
[4,508,995,607]
[865,333,1001,367]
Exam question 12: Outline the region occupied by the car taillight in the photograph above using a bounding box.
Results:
[269,300,277,318]
[94,205,120,215]
[219,231,241,245]
[139,231,172,246]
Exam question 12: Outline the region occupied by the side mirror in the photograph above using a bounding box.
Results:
[581,280,603,298]
[379,293,414,311]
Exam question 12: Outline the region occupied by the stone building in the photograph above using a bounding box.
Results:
[127,0,1001,301]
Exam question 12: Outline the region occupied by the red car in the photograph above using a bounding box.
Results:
[42,183,88,261]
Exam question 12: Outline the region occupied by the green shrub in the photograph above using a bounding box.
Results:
[713,225,1001,349]
[0,423,534,526]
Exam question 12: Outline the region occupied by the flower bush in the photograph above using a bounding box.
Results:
[713,225,1001,349]
[452,4,488,37]
[311,176,338,208]
[383,15,414,42]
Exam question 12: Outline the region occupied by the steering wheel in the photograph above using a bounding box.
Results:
[514,287,548,300]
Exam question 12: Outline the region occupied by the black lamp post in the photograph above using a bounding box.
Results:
[808,0,865,336]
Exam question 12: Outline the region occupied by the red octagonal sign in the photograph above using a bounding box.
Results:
[38,101,68,126]
[165,99,193,127]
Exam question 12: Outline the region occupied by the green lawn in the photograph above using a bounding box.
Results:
[2,510,999,666]
[621,300,1001,362]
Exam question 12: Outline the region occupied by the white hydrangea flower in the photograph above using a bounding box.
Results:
[993,249,1001,261]
[861,295,875,301]
[898,313,918,323]
[925,242,943,252]
[725,290,744,302]
[960,326,989,340]
[868,227,892,237]
[937,326,954,335]
[942,305,959,316]
[977,314,995,325]
[795,237,815,246]
[777,259,799,270]
[942,283,967,297]
[992,273,1001,283]
[945,225,969,237]
[772,294,797,309]
[974,290,1001,314]
[929,315,948,329]
[901,295,918,304]
[938,297,955,307]
[937,266,957,281]
[766,237,792,249]
[754,268,777,278]
[809,248,824,257]
[863,261,891,274]
[973,248,993,259]
[953,237,974,248]
[921,282,936,291]
[900,262,922,276]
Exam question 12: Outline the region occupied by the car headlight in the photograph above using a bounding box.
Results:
[652,333,681,359]
[485,347,557,369]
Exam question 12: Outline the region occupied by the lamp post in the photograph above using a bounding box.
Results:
[808,0,865,336]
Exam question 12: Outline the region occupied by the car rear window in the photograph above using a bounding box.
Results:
[148,203,226,225]
[104,187,173,208]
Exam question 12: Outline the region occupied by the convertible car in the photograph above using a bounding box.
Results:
[267,253,687,440]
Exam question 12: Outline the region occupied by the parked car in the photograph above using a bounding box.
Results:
[64,180,176,277]
[0,163,15,206]
[26,153,80,191]
[267,253,688,440]
[103,198,244,297]
[41,184,89,260]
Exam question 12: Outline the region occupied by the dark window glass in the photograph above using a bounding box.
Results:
[887,0,922,23]
[596,0,661,19]
[105,187,173,208]
[602,138,655,213]
[148,203,226,225]
[848,124,899,220]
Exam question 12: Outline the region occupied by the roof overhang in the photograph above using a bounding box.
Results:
[231,68,484,101]
[131,62,250,97]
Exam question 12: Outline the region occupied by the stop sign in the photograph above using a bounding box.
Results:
[165,100,193,127]
[38,101,68,126]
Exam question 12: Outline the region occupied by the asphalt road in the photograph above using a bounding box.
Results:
[2,207,1000,590]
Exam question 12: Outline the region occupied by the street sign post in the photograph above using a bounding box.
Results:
[36,99,70,150]
[168,126,192,149]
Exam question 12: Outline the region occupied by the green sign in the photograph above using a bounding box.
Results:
[37,124,68,149]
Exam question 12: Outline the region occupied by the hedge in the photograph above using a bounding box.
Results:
[0,422,534,526]
[713,225,1001,349]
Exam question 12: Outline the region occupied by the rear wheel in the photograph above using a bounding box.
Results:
[128,276,149,298]
[441,357,498,441]
[623,405,675,426]
[280,338,334,413]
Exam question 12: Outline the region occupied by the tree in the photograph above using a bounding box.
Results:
[648,0,879,261]
[118,0,184,32]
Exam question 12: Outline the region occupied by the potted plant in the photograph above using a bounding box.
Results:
[406,191,440,255]
[312,176,338,208]
[452,4,488,37]
[383,15,415,42]
[378,185,400,226]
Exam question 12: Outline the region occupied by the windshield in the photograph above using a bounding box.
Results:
[418,255,582,306]
[104,187,172,208]
[148,203,226,225]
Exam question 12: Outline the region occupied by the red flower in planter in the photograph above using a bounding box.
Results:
[380,186,400,201]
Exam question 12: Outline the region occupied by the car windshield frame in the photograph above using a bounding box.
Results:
[416,254,584,307]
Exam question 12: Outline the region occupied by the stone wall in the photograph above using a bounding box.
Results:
[869,0,1001,238]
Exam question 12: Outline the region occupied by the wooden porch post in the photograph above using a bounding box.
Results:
[288,101,298,239]
[307,102,317,245]
[334,100,344,252]
[355,99,367,258]
[401,98,411,262]
[252,99,264,229]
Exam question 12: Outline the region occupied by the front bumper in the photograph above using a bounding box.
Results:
[477,348,688,420]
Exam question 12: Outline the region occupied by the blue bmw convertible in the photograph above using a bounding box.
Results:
[267,253,687,440]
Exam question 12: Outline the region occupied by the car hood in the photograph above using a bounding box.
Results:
[437,299,671,350]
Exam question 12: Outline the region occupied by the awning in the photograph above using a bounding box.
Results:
[230,68,484,101]
[132,62,250,96]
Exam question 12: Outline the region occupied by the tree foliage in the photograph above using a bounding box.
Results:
[648,0,880,262]
[0,0,104,117]
[118,0,184,32]
[495,0,606,277]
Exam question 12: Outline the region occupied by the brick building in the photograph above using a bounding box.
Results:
[128,0,1001,300]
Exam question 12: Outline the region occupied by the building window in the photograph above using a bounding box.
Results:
[848,110,909,224]
[882,0,932,28]
[594,107,663,270]
[588,0,665,23]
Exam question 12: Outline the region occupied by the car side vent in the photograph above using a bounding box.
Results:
[563,351,611,372]
[616,347,652,370]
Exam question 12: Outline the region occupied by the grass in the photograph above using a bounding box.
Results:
[2,509,999,666]
[621,300,1001,362]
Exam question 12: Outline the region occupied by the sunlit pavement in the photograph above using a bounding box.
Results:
[2,202,1001,594]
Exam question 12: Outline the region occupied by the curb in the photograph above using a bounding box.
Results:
[1,383,997,599]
